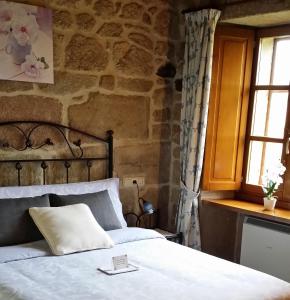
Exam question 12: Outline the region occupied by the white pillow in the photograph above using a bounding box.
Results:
[0,178,127,228]
[29,204,114,256]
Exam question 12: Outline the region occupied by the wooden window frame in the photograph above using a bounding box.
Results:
[239,25,290,210]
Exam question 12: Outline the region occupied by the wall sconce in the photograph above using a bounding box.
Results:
[133,180,155,215]
[124,180,156,228]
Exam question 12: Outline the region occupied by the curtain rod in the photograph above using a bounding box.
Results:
[181,0,255,15]
[181,6,221,15]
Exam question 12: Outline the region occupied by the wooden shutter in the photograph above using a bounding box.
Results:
[203,25,254,190]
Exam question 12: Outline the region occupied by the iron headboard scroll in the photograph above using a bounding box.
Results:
[0,121,113,186]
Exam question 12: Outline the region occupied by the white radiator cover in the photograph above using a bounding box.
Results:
[240,217,290,282]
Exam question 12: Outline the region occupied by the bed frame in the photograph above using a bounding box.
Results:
[0,121,113,186]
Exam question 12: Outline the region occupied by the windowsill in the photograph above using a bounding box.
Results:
[202,198,290,225]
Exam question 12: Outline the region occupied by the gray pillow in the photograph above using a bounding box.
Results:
[0,194,50,246]
[49,190,122,231]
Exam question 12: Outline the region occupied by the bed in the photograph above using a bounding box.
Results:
[0,121,290,300]
[1,228,290,300]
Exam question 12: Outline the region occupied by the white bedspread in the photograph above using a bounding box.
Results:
[0,228,290,300]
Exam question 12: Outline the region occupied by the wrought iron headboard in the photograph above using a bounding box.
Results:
[0,121,113,186]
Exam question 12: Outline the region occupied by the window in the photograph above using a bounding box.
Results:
[243,27,290,208]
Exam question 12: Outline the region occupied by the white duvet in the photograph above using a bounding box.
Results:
[0,228,290,300]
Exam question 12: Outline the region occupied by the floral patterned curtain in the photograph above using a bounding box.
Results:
[177,9,220,249]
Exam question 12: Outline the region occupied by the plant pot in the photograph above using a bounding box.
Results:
[5,34,31,65]
[263,197,277,211]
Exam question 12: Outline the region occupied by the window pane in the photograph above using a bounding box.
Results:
[264,143,283,177]
[247,141,263,185]
[272,39,290,85]
[267,92,288,138]
[256,38,274,85]
[251,90,288,138]
[251,91,268,136]
[246,141,283,185]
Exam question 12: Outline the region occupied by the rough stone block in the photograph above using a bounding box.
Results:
[173,103,181,121]
[154,10,179,39]
[128,33,153,51]
[153,108,171,122]
[99,75,115,90]
[120,2,143,19]
[172,159,180,185]
[68,92,149,139]
[155,41,175,58]
[174,92,182,103]
[65,34,108,71]
[156,78,171,86]
[116,143,158,166]
[153,87,173,107]
[115,142,170,184]
[52,0,83,7]
[124,23,150,33]
[0,163,17,187]
[140,0,169,5]
[157,185,170,228]
[97,22,123,37]
[142,12,151,25]
[117,77,153,92]
[173,145,180,159]
[148,7,157,15]
[38,71,98,95]
[0,95,62,122]
[152,124,170,140]
[0,81,33,93]
[93,0,115,17]
[172,124,180,144]
[113,42,153,76]
[53,32,65,68]
[76,13,96,30]
[53,10,73,29]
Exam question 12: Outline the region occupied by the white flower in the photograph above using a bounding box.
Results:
[10,13,39,46]
[262,160,286,198]
[21,54,45,78]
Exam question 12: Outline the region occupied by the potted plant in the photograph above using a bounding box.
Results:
[262,161,286,211]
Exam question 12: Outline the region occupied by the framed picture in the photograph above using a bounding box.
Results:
[0,1,53,84]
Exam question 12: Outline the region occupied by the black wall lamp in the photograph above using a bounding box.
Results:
[133,180,155,215]
[124,180,156,228]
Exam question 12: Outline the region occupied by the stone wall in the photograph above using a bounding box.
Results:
[0,0,185,229]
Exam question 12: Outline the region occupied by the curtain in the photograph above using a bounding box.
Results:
[177,9,220,249]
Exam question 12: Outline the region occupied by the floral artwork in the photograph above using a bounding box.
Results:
[0,1,53,83]
[262,160,286,199]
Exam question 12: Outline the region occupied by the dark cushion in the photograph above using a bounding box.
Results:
[0,194,50,246]
[49,190,122,231]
